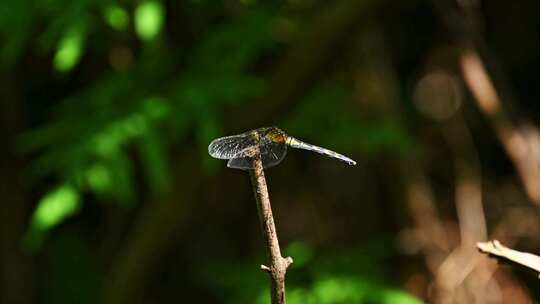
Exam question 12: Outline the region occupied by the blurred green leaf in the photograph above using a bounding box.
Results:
[311,276,367,303]
[205,242,421,304]
[106,150,135,206]
[85,163,113,194]
[284,241,314,268]
[31,184,80,231]
[53,22,86,72]
[20,3,279,248]
[0,0,32,65]
[135,0,164,41]
[22,183,82,252]
[381,289,424,304]
[103,4,129,31]
[143,96,171,120]
[284,276,423,304]
[284,83,414,156]
[138,128,170,194]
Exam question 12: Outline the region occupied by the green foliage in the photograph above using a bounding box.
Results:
[21,183,81,252]
[42,234,101,304]
[135,0,165,41]
[31,183,81,231]
[0,0,33,65]
[203,241,422,304]
[285,241,314,268]
[280,276,422,304]
[19,3,278,248]
[53,22,86,72]
[6,0,539,303]
[16,2,412,250]
[103,4,129,31]
[284,84,414,156]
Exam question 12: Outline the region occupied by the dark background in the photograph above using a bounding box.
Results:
[2,0,540,303]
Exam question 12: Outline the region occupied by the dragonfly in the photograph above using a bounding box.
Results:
[208,126,356,170]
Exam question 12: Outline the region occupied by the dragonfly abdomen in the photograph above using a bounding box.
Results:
[288,138,356,166]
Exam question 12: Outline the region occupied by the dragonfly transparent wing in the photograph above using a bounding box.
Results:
[260,139,287,168]
[208,133,256,160]
[227,140,287,170]
[226,157,252,170]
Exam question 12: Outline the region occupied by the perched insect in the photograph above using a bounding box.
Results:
[208,126,356,170]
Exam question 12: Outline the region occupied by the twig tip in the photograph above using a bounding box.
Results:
[284,256,293,268]
[260,264,271,272]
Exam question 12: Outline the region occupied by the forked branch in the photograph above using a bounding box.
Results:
[249,151,293,304]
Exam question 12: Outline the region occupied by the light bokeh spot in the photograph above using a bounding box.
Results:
[86,163,112,193]
[414,71,462,121]
[285,241,313,267]
[135,0,164,41]
[53,26,85,72]
[144,97,170,119]
[104,5,130,30]
[32,184,80,231]
[381,289,424,304]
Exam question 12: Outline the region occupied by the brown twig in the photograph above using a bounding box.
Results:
[249,150,293,304]
[459,51,540,204]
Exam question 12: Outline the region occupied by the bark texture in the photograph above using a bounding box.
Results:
[249,155,293,304]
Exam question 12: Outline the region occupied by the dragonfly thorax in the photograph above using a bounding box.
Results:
[264,127,288,144]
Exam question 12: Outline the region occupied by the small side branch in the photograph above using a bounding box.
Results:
[477,240,540,278]
[249,154,293,304]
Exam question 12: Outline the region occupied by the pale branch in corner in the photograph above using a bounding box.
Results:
[477,240,540,278]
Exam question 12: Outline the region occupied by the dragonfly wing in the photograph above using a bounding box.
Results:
[226,157,253,170]
[208,133,255,160]
[227,140,287,170]
[260,139,287,169]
